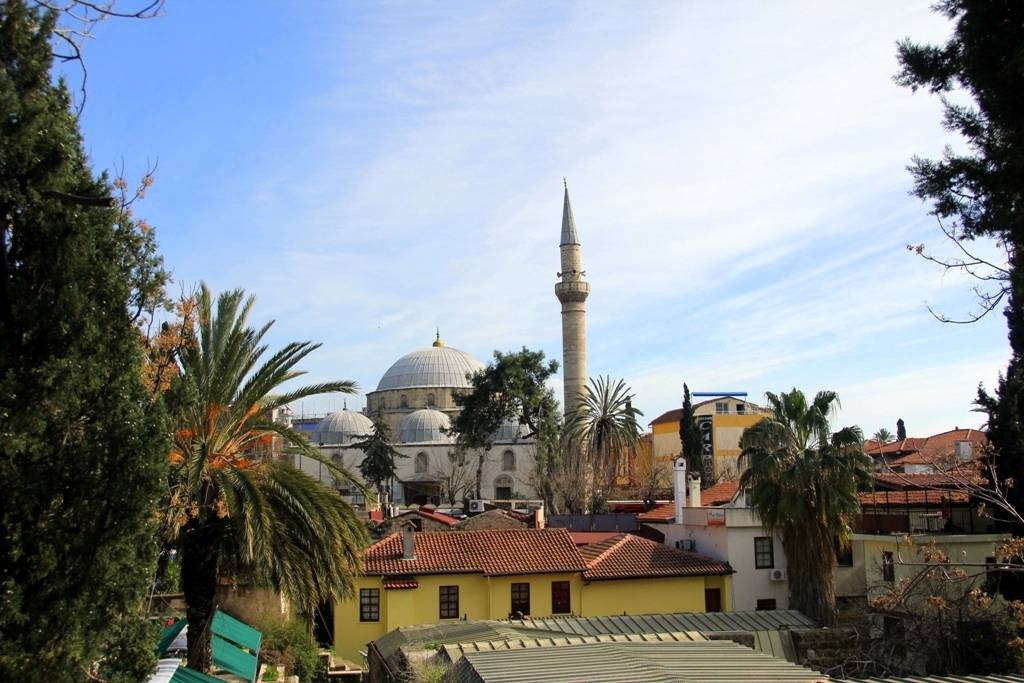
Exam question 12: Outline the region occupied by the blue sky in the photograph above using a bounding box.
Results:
[69,1,1008,437]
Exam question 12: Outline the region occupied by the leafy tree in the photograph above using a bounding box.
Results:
[679,383,703,482]
[448,347,560,498]
[165,285,368,671]
[896,1,1024,523]
[0,3,170,679]
[352,411,406,510]
[896,418,907,441]
[873,428,894,444]
[739,389,872,626]
[565,376,644,512]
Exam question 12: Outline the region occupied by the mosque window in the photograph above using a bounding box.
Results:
[502,450,516,471]
[427,393,435,407]
[400,394,408,408]
[415,452,429,474]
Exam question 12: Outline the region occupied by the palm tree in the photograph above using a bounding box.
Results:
[873,427,894,444]
[165,285,369,672]
[565,376,643,512]
[739,389,872,626]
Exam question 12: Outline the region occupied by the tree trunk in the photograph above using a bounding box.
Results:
[783,526,838,626]
[475,451,484,499]
[181,520,221,672]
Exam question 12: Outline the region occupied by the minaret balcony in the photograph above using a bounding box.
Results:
[555,280,590,303]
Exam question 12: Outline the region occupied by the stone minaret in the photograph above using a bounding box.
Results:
[555,182,590,417]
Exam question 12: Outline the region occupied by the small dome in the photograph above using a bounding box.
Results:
[398,409,453,444]
[493,420,529,442]
[376,343,485,392]
[312,409,373,445]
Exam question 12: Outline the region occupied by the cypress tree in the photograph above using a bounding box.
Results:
[0,3,169,680]
[679,383,703,482]
[896,418,907,442]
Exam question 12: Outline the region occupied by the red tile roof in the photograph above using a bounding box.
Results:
[865,429,986,468]
[859,490,970,506]
[382,576,419,590]
[874,472,983,489]
[580,533,732,580]
[415,508,460,526]
[636,503,676,523]
[362,528,587,577]
[701,480,739,506]
[568,531,622,546]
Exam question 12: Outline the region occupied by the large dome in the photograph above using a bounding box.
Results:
[376,343,485,392]
[398,408,454,444]
[311,409,373,445]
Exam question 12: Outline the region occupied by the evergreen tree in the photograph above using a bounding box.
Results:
[679,383,703,482]
[896,418,907,442]
[448,347,560,499]
[896,1,1024,521]
[353,412,406,509]
[0,2,170,679]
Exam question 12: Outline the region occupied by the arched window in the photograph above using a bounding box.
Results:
[426,393,435,407]
[400,394,408,409]
[415,452,429,474]
[502,450,516,471]
[493,475,513,500]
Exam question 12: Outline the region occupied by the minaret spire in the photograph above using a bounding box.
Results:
[555,181,590,417]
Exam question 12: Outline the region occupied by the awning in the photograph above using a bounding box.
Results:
[156,611,263,683]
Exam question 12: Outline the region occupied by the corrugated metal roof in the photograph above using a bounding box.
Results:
[449,640,828,683]
[509,609,815,636]
[439,630,706,663]
[372,620,571,667]
[841,676,1024,683]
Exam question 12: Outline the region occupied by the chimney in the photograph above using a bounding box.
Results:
[401,524,416,560]
[534,504,546,529]
[674,457,687,524]
[689,476,701,508]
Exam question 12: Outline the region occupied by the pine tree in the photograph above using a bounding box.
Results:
[896,1,1024,521]
[0,3,169,680]
[353,412,406,509]
[679,383,703,482]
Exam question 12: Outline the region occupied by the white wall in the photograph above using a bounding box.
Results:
[659,507,789,612]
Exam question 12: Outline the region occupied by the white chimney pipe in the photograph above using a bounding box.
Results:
[689,476,701,508]
[674,457,687,524]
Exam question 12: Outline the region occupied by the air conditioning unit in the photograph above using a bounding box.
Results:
[770,568,788,582]
[675,539,696,552]
[468,499,486,513]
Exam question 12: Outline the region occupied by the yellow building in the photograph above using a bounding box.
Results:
[650,395,766,479]
[334,527,733,664]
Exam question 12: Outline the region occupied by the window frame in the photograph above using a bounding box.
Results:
[359,588,380,622]
[754,536,774,569]
[551,581,571,614]
[756,598,777,611]
[881,551,895,582]
[715,401,729,414]
[502,450,516,471]
[439,585,459,619]
[511,582,530,616]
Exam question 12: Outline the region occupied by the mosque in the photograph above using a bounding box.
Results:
[293,184,590,508]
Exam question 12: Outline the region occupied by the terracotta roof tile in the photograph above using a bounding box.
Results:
[568,532,622,546]
[362,528,587,577]
[636,503,675,523]
[382,576,419,590]
[701,480,739,506]
[581,534,732,580]
[874,472,984,489]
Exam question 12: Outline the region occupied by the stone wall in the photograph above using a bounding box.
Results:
[791,627,859,675]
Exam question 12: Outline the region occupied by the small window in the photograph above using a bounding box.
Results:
[754,537,774,569]
[881,551,895,582]
[834,537,853,567]
[415,452,429,474]
[715,401,729,414]
[439,585,459,619]
[756,598,777,611]
[400,394,408,408]
[359,588,380,622]
[502,450,516,471]
[736,403,746,414]
[426,393,435,407]
[551,581,571,614]
[511,582,530,616]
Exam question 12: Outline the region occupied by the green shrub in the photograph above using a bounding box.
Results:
[257,619,323,683]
